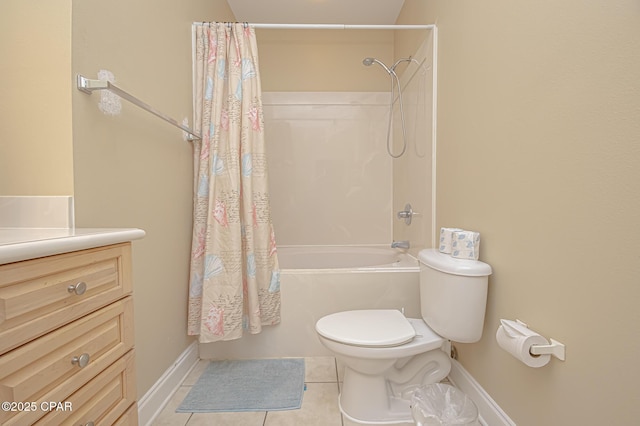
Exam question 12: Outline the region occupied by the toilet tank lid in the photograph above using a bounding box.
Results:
[418,249,492,276]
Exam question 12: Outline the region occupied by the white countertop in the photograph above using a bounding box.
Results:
[0,228,146,265]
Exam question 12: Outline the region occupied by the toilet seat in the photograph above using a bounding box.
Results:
[316,309,416,347]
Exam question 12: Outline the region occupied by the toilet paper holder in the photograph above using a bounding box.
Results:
[516,319,566,361]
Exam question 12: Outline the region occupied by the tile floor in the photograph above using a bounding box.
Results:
[151,356,414,426]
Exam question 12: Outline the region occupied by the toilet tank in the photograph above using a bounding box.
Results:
[418,249,492,343]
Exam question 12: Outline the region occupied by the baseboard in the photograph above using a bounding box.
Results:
[448,359,516,426]
[138,341,199,426]
[137,343,513,425]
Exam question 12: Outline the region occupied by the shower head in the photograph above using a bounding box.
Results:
[363,56,419,76]
[362,57,392,74]
[362,56,413,159]
[362,57,376,66]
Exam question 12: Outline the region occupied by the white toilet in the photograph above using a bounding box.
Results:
[315,248,492,424]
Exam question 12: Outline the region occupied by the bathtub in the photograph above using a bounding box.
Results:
[277,245,418,270]
[199,245,422,360]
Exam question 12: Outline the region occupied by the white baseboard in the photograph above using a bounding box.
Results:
[448,359,516,426]
[138,341,199,426]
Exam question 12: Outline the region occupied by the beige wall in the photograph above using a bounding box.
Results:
[398,1,640,424]
[71,0,235,398]
[257,29,393,92]
[0,0,74,195]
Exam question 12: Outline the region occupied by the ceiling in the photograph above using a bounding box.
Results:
[226,0,406,25]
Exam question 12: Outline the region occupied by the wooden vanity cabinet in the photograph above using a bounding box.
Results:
[0,243,138,425]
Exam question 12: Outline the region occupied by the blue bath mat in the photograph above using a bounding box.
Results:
[176,358,305,413]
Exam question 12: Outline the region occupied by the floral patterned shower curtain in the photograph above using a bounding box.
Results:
[188,23,280,342]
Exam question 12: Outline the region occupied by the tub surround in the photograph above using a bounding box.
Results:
[264,92,393,246]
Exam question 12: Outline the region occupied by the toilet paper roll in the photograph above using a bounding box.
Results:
[496,319,551,368]
[439,227,463,254]
[451,230,480,260]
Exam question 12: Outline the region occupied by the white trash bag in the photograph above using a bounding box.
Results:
[410,383,479,426]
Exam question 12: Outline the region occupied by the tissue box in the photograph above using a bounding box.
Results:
[439,227,463,254]
[451,230,481,260]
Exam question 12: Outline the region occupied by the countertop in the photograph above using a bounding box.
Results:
[0,228,146,265]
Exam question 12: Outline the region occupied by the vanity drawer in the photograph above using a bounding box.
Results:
[113,402,139,425]
[34,349,136,426]
[0,297,134,426]
[0,243,132,354]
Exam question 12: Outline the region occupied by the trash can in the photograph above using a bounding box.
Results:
[410,383,479,426]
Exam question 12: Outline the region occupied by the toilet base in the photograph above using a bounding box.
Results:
[337,349,451,424]
[339,393,412,425]
[339,370,412,424]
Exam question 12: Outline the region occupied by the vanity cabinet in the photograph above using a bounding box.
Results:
[0,243,138,425]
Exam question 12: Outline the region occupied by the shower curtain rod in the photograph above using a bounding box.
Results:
[192,22,434,30]
[77,74,201,141]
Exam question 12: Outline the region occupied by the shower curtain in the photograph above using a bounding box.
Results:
[188,23,280,343]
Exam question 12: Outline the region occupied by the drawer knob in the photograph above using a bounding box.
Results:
[67,281,87,295]
[71,353,91,368]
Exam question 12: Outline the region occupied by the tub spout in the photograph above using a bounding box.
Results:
[391,240,410,249]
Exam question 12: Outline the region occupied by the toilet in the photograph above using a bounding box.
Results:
[315,248,492,424]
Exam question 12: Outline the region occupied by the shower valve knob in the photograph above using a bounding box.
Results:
[396,203,416,225]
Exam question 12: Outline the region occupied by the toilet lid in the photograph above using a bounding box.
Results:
[316,310,416,347]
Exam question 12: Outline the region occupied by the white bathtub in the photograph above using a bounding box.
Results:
[277,245,418,271]
[199,245,421,359]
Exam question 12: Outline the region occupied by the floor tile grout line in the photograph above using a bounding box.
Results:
[162,357,344,426]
